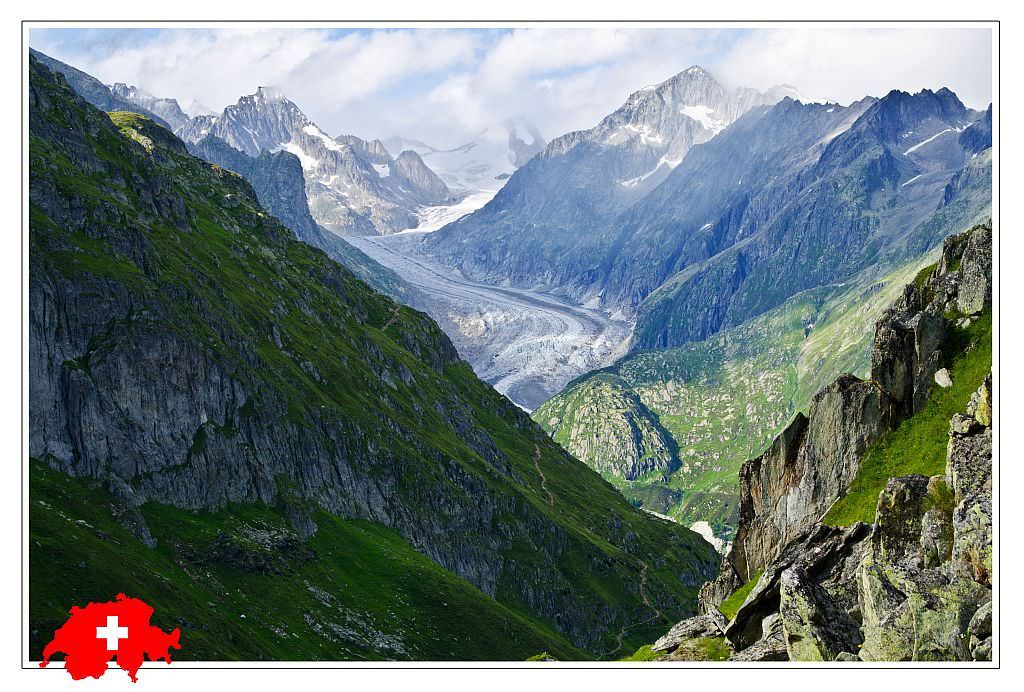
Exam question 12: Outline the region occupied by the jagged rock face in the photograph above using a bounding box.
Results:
[185,88,450,236]
[857,399,991,661]
[718,225,992,589]
[537,374,677,481]
[724,523,870,651]
[664,224,992,662]
[728,376,891,580]
[959,105,992,155]
[955,226,993,316]
[29,58,719,655]
[871,309,945,417]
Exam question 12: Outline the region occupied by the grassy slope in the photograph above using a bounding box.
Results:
[824,310,992,526]
[30,462,585,661]
[30,61,717,660]
[536,258,931,540]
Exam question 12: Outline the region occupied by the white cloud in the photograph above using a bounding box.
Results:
[30,27,993,150]
[711,28,993,110]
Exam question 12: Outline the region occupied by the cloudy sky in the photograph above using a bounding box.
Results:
[30,26,993,147]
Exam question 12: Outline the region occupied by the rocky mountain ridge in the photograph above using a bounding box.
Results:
[426,79,990,356]
[649,224,993,661]
[35,48,455,237]
[173,86,453,236]
[424,66,802,291]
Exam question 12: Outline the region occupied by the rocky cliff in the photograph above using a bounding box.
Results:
[649,223,992,661]
[28,57,718,659]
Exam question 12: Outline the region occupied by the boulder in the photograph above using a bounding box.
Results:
[729,613,788,661]
[652,611,727,653]
[780,566,863,661]
[967,601,992,661]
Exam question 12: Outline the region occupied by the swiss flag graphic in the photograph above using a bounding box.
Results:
[40,593,181,682]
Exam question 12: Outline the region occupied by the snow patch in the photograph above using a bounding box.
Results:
[621,123,664,145]
[619,154,683,188]
[303,123,344,152]
[282,142,320,171]
[373,163,391,178]
[903,127,965,155]
[680,104,728,135]
[397,190,498,234]
[689,521,730,554]
[901,174,923,187]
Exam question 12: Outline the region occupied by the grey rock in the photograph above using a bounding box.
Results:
[652,611,728,653]
[780,566,864,661]
[726,523,869,651]
[967,601,992,661]
[729,613,788,662]
[934,368,952,387]
[728,376,889,579]
[956,225,992,315]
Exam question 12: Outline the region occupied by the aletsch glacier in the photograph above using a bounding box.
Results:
[349,66,814,408]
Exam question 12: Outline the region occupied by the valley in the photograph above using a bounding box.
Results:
[25,29,995,664]
[347,231,632,411]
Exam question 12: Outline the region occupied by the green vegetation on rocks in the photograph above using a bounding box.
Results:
[824,310,992,526]
[718,570,762,621]
[30,462,587,661]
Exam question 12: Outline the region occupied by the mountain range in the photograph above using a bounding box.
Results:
[525,78,989,542]
[424,67,990,348]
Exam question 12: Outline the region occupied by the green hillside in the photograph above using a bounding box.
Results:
[535,258,932,541]
[28,57,718,661]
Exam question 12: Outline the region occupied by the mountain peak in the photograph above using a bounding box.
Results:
[681,65,711,77]
[254,85,287,102]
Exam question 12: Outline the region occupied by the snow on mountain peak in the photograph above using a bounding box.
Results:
[255,85,286,102]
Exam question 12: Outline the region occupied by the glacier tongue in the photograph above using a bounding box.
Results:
[345,232,631,411]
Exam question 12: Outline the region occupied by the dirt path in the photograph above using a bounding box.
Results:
[533,444,555,506]
[603,561,668,659]
[380,303,402,331]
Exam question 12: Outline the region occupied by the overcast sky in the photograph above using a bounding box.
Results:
[30,27,993,147]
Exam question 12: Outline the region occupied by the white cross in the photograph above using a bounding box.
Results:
[96,615,129,651]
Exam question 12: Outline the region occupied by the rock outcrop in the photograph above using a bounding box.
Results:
[664,224,993,661]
